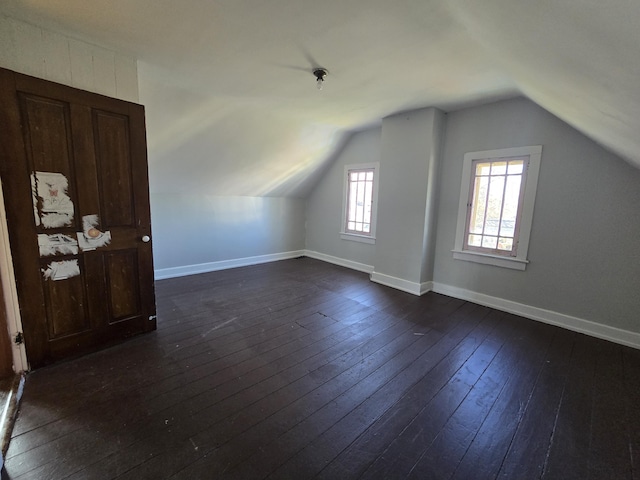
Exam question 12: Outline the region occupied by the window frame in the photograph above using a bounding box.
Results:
[452,145,542,270]
[340,162,379,244]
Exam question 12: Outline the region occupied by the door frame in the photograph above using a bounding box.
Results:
[0,181,28,373]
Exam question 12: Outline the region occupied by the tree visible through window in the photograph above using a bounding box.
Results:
[346,168,374,234]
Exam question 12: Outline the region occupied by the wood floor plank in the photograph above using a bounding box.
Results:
[3,258,638,480]
[623,347,640,480]
[314,314,521,480]
[540,334,599,479]
[586,340,633,479]
[9,310,399,478]
[59,310,425,478]
[404,313,528,479]
[451,317,558,480]
[134,320,438,478]
[265,308,502,480]
[495,328,576,479]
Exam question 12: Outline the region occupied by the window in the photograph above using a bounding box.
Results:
[341,163,379,244]
[453,146,542,270]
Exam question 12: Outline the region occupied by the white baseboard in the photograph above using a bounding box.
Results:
[154,250,305,280]
[370,271,432,296]
[304,250,374,274]
[432,282,640,350]
[420,281,434,295]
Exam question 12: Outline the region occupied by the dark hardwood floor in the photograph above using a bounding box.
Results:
[3,257,639,479]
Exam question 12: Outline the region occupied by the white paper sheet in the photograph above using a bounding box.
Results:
[38,233,79,257]
[42,259,80,281]
[77,214,111,251]
[31,171,75,228]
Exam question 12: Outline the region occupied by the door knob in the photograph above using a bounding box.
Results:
[141,235,150,243]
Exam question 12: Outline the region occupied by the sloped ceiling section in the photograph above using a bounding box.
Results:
[446,0,640,171]
[2,1,640,197]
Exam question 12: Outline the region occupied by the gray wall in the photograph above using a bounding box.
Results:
[420,110,446,284]
[434,97,640,332]
[374,108,444,286]
[306,108,445,290]
[151,194,305,270]
[305,128,381,268]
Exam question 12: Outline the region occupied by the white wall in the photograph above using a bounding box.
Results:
[305,128,381,270]
[0,16,138,102]
[433,97,640,334]
[151,194,305,277]
[374,108,444,288]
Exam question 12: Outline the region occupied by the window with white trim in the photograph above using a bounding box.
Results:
[341,163,379,244]
[453,146,542,270]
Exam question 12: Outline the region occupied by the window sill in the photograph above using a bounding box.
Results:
[340,232,376,245]
[452,249,528,271]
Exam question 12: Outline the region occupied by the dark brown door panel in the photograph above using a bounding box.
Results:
[0,67,156,368]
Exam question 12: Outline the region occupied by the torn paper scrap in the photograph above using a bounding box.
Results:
[31,171,75,228]
[31,174,40,227]
[77,214,111,251]
[41,213,74,229]
[42,259,80,281]
[38,234,79,257]
[77,231,111,251]
[82,214,105,239]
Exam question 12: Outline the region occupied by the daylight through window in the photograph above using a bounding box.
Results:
[346,168,374,234]
[465,157,527,256]
[453,145,542,270]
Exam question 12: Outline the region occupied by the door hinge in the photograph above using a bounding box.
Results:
[14,332,24,345]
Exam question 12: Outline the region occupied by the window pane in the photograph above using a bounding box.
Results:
[346,167,375,234]
[485,175,505,235]
[500,175,522,237]
[468,234,482,247]
[363,180,373,224]
[345,168,375,234]
[497,237,513,251]
[348,182,358,222]
[482,236,497,249]
[507,160,524,174]
[475,162,491,176]
[469,176,488,234]
[356,182,365,222]
[491,161,507,175]
[458,146,540,262]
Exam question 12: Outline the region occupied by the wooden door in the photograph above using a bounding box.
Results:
[0,68,156,369]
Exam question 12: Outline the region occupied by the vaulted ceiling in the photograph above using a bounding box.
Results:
[3,0,640,196]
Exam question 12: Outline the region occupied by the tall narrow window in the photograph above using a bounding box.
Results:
[341,163,379,244]
[346,168,374,234]
[453,146,542,270]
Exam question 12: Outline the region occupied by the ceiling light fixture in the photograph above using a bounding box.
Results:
[313,68,328,90]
